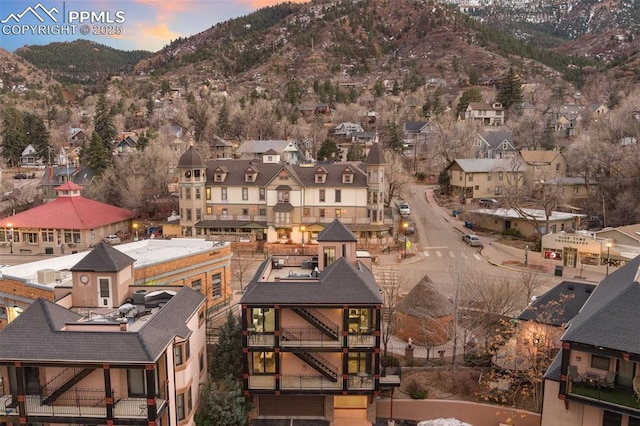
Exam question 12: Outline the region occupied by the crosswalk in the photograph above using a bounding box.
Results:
[421,249,482,261]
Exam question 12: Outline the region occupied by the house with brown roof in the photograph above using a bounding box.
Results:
[0,182,134,252]
[541,256,640,425]
[462,102,505,126]
[0,242,208,426]
[445,158,525,200]
[239,220,396,425]
[176,143,391,245]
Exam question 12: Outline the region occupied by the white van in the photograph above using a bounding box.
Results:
[399,202,411,216]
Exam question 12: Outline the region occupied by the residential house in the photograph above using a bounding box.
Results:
[541,256,640,426]
[404,121,434,159]
[522,101,537,118]
[19,144,40,167]
[462,102,505,126]
[0,242,209,425]
[445,158,525,200]
[0,238,232,329]
[177,143,391,244]
[542,177,598,205]
[519,150,567,184]
[475,129,517,159]
[0,182,135,252]
[333,122,365,140]
[39,165,95,201]
[468,208,587,238]
[494,281,595,372]
[235,140,306,165]
[209,136,235,159]
[545,104,584,137]
[114,134,138,155]
[240,220,398,425]
[588,102,610,117]
[67,128,88,147]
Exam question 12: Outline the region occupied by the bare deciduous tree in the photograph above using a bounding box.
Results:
[384,150,411,207]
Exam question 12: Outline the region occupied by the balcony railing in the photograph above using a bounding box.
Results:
[0,389,166,420]
[280,375,342,390]
[280,326,341,348]
[248,333,275,347]
[348,373,374,390]
[248,375,276,390]
[569,382,640,412]
[347,333,375,348]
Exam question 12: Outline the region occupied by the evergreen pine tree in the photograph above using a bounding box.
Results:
[82,132,110,176]
[209,311,243,381]
[94,95,116,149]
[195,375,249,426]
[0,107,26,167]
[455,88,483,118]
[496,67,523,116]
[217,100,231,138]
[23,112,51,161]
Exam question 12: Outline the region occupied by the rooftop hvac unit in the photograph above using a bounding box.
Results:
[37,269,56,284]
[133,289,149,305]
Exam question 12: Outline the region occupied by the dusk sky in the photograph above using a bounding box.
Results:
[0,0,308,52]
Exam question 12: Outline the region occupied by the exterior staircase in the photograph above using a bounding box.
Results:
[292,308,339,340]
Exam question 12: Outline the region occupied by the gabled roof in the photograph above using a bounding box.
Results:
[448,158,523,173]
[241,257,382,305]
[519,150,563,164]
[519,281,595,326]
[236,140,300,155]
[70,242,135,272]
[0,287,205,363]
[404,121,431,133]
[562,255,640,354]
[317,219,358,242]
[480,130,515,150]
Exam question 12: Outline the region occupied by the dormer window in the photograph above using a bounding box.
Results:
[245,167,257,183]
[315,167,327,184]
[342,168,354,184]
[215,174,223,182]
[246,174,254,182]
[184,170,192,178]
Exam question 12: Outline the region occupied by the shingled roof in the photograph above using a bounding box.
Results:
[0,287,205,364]
[70,242,136,272]
[241,257,382,306]
[396,276,453,318]
[317,219,358,242]
[518,281,595,327]
[562,255,640,354]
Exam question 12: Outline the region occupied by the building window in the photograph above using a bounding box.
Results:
[191,279,202,293]
[242,187,248,200]
[259,188,265,201]
[251,307,275,332]
[41,229,55,243]
[259,208,266,216]
[221,208,228,218]
[278,190,289,203]
[195,188,201,200]
[556,163,560,171]
[242,208,249,216]
[221,188,227,200]
[494,186,503,195]
[64,230,81,244]
[603,410,622,426]
[211,272,222,298]
[187,387,192,415]
[303,208,310,217]
[335,209,342,218]
[348,352,371,374]
[591,355,610,370]
[487,173,492,181]
[319,189,326,202]
[199,351,205,373]
[206,188,211,200]
[468,173,473,182]
[323,246,336,267]
[348,308,371,333]
[215,174,223,182]
[174,339,190,366]
[343,174,353,183]
[206,206,213,215]
[275,212,291,224]
[498,172,504,181]
[196,208,201,221]
[186,209,192,221]
[335,189,341,203]
[24,232,38,244]
[320,209,326,218]
[252,352,276,373]
[185,188,191,200]
[176,393,185,420]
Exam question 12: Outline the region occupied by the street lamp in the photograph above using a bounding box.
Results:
[524,245,529,267]
[300,225,305,254]
[8,223,13,254]
[402,222,409,259]
[133,223,139,241]
[606,241,612,276]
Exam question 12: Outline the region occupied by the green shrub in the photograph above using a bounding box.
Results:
[381,354,400,367]
[406,378,428,399]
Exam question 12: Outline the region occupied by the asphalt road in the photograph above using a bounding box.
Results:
[394,184,534,305]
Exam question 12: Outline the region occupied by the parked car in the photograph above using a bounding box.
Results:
[398,202,411,216]
[13,173,27,180]
[479,198,498,207]
[463,234,482,246]
[104,235,121,244]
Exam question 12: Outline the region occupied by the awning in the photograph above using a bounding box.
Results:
[273,202,294,212]
[195,220,267,229]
